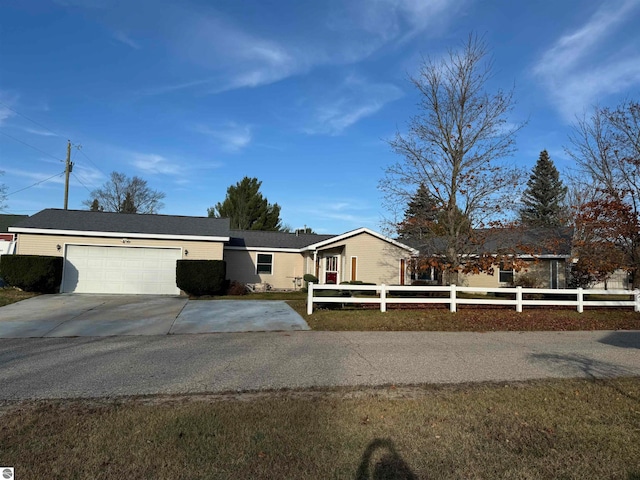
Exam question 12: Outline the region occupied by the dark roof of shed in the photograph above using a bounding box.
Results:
[11,209,230,238]
[0,214,28,234]
[228,229,336,249]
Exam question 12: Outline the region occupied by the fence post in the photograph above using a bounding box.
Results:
[380,284,387,312]
[635,289,640,313]
[450,284,457,313]
[307,282,314,315]
[516,286,523,313]
[577,287,584,313]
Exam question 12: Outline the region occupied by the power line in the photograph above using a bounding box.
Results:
[76,145,108,178]
[71,172,94,194]
[0,100,62,137]
[0,130,65,162]
[4,171,65,197]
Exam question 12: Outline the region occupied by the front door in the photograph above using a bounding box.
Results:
[325,256,339,284]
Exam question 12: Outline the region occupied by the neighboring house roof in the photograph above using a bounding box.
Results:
[406,227,573,258]
[10,209,231,241]
[228,229,336,250]
[0,214,28,234]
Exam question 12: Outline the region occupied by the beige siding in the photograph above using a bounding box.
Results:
[16,233,224,260]
[458,259,568,288]
[318,232,412,285]
[225,249,305,290]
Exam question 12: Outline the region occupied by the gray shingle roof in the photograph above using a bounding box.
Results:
[0,214,28,234]
[228,229,336,249]
[404,227,573,257]
[11,209,230,238]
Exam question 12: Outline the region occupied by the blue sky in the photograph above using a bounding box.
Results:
[1,0,639,234]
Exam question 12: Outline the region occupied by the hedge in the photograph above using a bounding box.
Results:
[0,255,63,293]
[176,259,227,296]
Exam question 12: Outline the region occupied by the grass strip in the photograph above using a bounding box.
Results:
[1,378,639,479]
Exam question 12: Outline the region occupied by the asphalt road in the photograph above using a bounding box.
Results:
[1,330,638,400]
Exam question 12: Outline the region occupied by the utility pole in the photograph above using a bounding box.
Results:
[63,140,73,210]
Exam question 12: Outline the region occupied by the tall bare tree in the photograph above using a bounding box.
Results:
[83,171,165,214]
[380,34,522,283]
[566,100,640,287]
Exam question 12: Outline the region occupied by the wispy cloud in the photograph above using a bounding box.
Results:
[63,0,464,96]
[304,75,403,135]
[533,0,640,120]
[195,123,252,152]
[112,31,140,49]
[131,153,181,175]
[24,127,57,137]
[0,91,18,126]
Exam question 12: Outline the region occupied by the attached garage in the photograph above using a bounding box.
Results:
[62,245,182,294]
[9,209,231,295]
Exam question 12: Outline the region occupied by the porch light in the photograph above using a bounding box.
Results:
[56,244,61,251]
[184,249,189,256]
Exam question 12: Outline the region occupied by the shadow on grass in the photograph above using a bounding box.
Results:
[355,438,417,480]
[598,331,640,349]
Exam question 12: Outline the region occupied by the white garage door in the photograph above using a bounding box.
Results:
[62,245,181,295]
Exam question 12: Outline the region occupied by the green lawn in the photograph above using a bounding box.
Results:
[2,378,639,479]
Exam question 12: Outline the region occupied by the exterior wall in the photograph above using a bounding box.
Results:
[317,232,412,285]
[16,233,224,260]
[457,259,568,288]
[224,249,305,290]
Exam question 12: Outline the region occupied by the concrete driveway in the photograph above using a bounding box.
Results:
[0,295,309,338]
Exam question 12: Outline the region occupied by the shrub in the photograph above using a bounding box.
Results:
[176,260,227,296]
[303,273,319,291]
[0,255,63,293]
[226,280,247,296]
[514,272,542,288]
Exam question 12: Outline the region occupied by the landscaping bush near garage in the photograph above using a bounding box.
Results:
[176,260,227,296]
[0,255,63,293]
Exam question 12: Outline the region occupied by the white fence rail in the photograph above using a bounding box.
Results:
[306,283,640,315]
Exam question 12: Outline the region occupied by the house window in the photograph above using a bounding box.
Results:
[499,262,513,284]
[256,253,273,274]
[326,256,338,272]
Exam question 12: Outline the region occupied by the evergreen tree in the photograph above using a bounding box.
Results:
[89,199,102,212]
[120,192,137,214]
[398,184,440,239]
[208,177,283,231]
[520,150,567,227]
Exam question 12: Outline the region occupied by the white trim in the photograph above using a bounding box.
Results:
[304,227,419,254]
[256,252,274,275]
[225,246,301,253]
[9,227,229,243]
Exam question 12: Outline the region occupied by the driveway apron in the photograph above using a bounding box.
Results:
[171,300,310,333]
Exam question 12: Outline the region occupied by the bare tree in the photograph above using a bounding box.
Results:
[83,171,165,214]
[566,100,640,287]
[380,34,523,283]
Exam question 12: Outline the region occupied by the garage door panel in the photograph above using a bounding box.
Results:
[63,245,181,295]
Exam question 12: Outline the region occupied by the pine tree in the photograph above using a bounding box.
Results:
[208,177,283,231]
[520,150,567,227]
[398,184,440,239]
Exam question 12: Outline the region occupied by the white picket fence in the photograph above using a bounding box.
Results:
[306,283,640,315]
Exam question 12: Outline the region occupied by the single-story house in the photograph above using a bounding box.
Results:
[0,214,27,256]
[9,209,418,295]
[408,227,574,289]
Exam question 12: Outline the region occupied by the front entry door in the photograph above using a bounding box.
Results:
[325,256,339,284]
